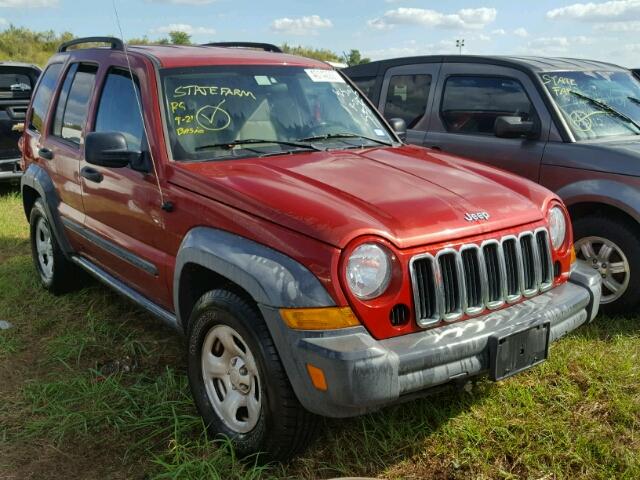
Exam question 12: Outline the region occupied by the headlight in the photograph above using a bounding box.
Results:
[346,243,392,300]
[548,206,567,250]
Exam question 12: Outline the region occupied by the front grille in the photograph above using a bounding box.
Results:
[410,228,554,327]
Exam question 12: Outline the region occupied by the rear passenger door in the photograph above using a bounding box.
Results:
[378,64,441,144]
[424,63,552,182]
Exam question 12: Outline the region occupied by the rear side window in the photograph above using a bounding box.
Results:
[441,76,535,135]
[28,63,62,133]
[352,76,377,99]
[52,63,97,145]
[94,69,144,151]
[383,74,431,128]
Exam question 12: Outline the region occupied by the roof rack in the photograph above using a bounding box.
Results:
[58,36,124,53]
[202,42,282,53]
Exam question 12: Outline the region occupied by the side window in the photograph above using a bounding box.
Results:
[441,76,535,135]
[383,74,431,128]
[51,63,97,145]
[28,63,63,133]
[94,69,144,151]
[352,76,377,99]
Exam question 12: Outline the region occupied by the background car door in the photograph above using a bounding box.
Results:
[378,63,441,145]
[423,63,554,182]
[79,67,171,308]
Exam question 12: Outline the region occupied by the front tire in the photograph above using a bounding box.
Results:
[29,199,79,295]
[186,289,319,461]
[574,214,640,314]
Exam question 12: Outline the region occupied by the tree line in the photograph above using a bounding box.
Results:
[0,26,369,67]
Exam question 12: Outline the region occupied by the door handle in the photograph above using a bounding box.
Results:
[80,166,104,183]
[38,147,54,160]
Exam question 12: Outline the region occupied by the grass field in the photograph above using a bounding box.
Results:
[1,185,639,480]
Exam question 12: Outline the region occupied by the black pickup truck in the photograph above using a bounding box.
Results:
[0,61,40,183]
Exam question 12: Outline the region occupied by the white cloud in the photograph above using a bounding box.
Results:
[513,27,529,37]
[492,28,507,35]
[547,0,640,22]
[150,23,215,35]
[146,0,217,5]
[593,19,640,30]
[367,7,497,31]
[0,0,57,6]
[522,35,593,55]
[270,15,333,35]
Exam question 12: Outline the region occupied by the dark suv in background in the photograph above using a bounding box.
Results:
[345,56,640,314]
[0,61,40,183]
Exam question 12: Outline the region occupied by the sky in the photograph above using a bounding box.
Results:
[2,0,640,67]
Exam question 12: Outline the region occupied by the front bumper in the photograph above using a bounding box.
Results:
[0,158,22,181]
[261,261,601,418]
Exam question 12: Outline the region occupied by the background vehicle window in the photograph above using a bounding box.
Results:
[352,77,377,99]
[441,76,534,135]
[52,64,97,145]
[28,63,62,133]
[383,74,431,128]
[95,70,144,151]
[0,72,33,100]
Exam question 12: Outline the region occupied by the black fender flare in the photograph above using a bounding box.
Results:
[174,227,336,328]
[20,163,74,256]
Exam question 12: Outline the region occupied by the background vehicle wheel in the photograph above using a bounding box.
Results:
[186,289,319,461]
[29,199,80,295]
[573,214,640,314]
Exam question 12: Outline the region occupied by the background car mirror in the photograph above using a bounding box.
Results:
[85,131,141,169]
[494,116,540,140]
[388,117,407,140]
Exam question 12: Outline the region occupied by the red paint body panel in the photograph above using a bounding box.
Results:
[21,45,572,341]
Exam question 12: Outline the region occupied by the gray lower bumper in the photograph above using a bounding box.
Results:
[0,158,21,181]
[261,262,601,418]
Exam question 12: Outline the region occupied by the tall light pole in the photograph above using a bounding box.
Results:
[456,39,465,55]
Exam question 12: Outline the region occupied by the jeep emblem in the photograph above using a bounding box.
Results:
[464,211,490,222]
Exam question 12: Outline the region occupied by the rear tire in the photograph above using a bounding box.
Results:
[186,289,319,461]
[29,199,80,295]
[573,214,640,314]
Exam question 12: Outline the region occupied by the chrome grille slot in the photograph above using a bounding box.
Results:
[482,242,502,305]
[461,247,482,310]
[439,252,460,315]
[410,255,438,325]
[502,238,520,298]
[410,228,554,327]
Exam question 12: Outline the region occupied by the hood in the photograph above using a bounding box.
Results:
[545,137,640,177]
[170,145,546,249]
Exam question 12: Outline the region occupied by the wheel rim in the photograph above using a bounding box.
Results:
[201,324,261,434]
[35,217,54,281]
[575,235,630,304]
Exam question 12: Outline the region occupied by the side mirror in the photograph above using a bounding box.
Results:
[494,116,540,140]
[388,117,407,140]
[85,131,141,169]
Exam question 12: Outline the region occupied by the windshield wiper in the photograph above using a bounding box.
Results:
[628,96,640,107]
[567,90,640,132]
[298,133,393,147]
[194,138,322,153]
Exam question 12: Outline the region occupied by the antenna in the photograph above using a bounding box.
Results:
[112,0,173,212]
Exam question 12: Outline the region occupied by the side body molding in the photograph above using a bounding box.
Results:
[174,227,336,327]
[20,163,73,256]
[557,179,640,224]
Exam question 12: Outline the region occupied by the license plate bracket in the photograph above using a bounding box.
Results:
[489,322,550,381]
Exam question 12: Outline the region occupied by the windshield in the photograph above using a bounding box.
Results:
[161,65,394,161]
[541,70,640,141]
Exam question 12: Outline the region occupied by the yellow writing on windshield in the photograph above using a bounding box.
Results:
[542,74,578,96]
[173,85,257,100]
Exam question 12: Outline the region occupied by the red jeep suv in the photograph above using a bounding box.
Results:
[20,37,601,460]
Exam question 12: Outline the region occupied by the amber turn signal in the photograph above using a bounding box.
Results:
[570,245,577,264]
[306,364,328,391]
[280,307,360,330]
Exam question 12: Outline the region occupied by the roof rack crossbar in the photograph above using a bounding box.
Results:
[58,36,125,53]
[202,42,282,53]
